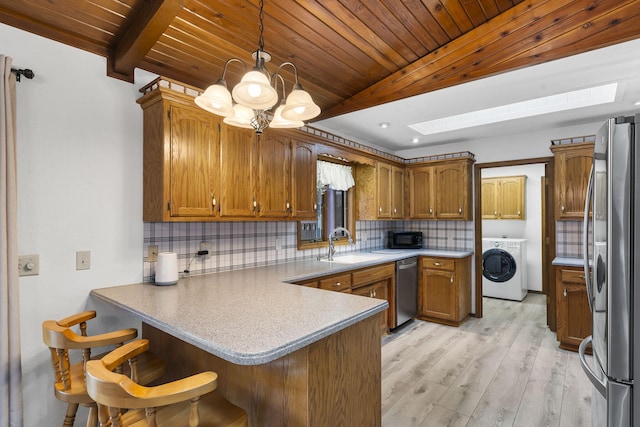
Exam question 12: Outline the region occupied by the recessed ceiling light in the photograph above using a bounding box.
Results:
[412,137,419,143]
[378,122,390,128]
[635,101,640,106]
[409,83,618,136]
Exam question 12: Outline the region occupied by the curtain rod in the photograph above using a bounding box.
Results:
[10,68,35,82]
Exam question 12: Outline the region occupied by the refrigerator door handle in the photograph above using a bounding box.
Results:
[579,335,606,396]
[583,164,594,312]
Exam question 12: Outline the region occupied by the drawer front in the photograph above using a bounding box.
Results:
[352,263,394,288]
[421,257,455,271]
[560,268,587,284]
[319,273,352,292]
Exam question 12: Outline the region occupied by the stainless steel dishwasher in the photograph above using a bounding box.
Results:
[395,257,418,328]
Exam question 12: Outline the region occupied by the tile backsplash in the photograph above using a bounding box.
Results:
[556,220,592,258]
[143,220,474,282]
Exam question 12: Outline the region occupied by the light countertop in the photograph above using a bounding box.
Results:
[552,257,589,267]
[91,248,471,366]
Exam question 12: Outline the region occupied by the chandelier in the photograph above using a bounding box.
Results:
[195,0,320,134]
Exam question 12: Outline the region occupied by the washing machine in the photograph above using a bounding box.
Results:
[481,238,528,301]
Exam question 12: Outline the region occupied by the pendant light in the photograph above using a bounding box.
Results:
[194,0,320,134]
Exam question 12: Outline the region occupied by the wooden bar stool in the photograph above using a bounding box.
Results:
[85,339,248,427]
[42,311,167,427]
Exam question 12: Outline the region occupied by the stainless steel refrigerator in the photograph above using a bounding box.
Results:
[581,114,639,426]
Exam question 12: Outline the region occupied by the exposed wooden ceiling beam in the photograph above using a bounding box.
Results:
[320,0,640,119]
[107,0,184,82]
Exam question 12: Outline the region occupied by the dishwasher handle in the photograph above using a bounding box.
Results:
[397,261,417,270]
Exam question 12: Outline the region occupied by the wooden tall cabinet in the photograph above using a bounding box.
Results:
[408,158,473,220]
[550,142,593,220]
[138,85,220,222]
[556,266,592,352]
[418,256,471,326]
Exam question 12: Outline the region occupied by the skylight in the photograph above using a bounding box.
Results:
[408,83,618,136]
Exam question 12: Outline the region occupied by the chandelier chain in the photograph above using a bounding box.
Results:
[258,0,265,52]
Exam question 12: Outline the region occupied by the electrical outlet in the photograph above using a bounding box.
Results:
[361,231,368,242]
[199,242,211,258]
[18,254,39,276]
[447,231,455,241]
[148,245,158,262]
[76,251,91,270]
[275,237,282,251]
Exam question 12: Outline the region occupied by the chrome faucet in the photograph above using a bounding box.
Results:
[326,227,354,261]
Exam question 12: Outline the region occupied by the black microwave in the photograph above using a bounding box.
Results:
[387,231,423,249]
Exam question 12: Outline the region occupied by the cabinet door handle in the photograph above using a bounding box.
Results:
[373,289,377,297]
[334,282,341,287]
[286,201,291,211]
[433,262,442,266]
[379,206,383,213]
[450,275,454,284]
[313,203,317,210]
[212,194,217,207]
[429,208,433,214]
[518,211,521,216]
[564,288,567,298]
[494,210,497,215]
[561,205,565,212]
[393,208,397,214]
[458,207,462,213]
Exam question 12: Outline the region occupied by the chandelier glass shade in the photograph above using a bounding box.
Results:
[194,0,320,134]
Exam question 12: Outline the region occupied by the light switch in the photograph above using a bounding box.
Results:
[76,251,91,270]
[18,254,39,276]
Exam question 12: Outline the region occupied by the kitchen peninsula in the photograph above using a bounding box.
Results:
[91,258,389,426]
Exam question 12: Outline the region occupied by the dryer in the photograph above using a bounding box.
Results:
[482,238,528,301]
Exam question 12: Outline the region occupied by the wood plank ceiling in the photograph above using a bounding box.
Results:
[1,0,639,121]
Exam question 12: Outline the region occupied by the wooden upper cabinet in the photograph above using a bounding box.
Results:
[408,158,473,220]
[376,162,392,218]
[138,87,219,222]
[259,134,291,218]
[436,161,470,219]
[551,142,593,220]
[481,178,499,219]
[481,175,525,220]
[258,130,318,220]
[219,124,258,218]
[391,166,405,219]
[355,161,404,220]
[409,166,435,219]
[290,140,317,219]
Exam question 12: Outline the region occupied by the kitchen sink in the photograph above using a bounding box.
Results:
[319,254,385,264]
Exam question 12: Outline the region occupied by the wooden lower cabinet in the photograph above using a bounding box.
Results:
[556,266,592,352]
[293,263,395,333]
[418,256,471,326]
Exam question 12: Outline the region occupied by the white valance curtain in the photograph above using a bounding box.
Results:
[0,55,23,427]
[317,160,355,192]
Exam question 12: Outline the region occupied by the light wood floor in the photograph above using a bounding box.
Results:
[381,294,593,427]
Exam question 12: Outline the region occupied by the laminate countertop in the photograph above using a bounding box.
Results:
[91,249,471,366]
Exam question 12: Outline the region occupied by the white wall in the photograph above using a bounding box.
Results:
[2,23,156,425]
[395,122,602,162]
[482,164,546,292]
